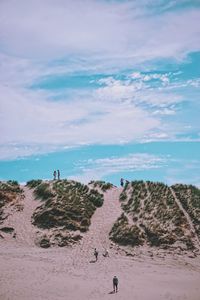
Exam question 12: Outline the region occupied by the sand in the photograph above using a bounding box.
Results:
[0,186,200,300]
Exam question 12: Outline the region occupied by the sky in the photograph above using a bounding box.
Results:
[0,0,200,186]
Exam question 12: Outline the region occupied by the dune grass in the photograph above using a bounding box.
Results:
[0,181,23,221]
[31,180,104,233]
[110,180,197,250]
[26,179,42,188]
[172,184,200,237]
[89,180,114,191]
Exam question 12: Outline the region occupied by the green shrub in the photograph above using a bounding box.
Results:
[7,180,19,186]
[119,192,127,201]
[88,189,104,207]
[34,183,54,200]
[0,181,21,193]
[110,214,143,246]
[144,227,161,246]
[89,180,114,191]
[26,179,42,188]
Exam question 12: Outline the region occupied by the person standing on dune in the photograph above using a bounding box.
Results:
[57,170,60,180]
[53,170,56,180]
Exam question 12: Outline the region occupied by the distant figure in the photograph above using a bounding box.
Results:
[94,248,98,261]
[53,170,56,180]
[125,180,129,185]
[120,178,124,187]
[103,249,109,257]
[57,170,60,180]
[113,276,118,293]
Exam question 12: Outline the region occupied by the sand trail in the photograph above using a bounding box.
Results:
[72,187,122,266]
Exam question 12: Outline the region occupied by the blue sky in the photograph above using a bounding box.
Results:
[0,0,200,186]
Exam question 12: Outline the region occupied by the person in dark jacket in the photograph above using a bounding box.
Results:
[94,248,98,261]
[113,276,118,293]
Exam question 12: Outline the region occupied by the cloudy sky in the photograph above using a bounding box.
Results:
[0,0,200,185]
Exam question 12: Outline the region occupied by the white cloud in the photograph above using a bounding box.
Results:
[0,82,160,159]
[71,153,168,183]
[95,75,182,108]
[0,1,199,63]
[131,72,170,85]
[141,132,170,143]
[186,79,200,88]
[152,108,176,115]
[0,65,196,159]
[0,1,199,159]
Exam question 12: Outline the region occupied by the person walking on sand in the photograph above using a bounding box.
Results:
[94,248,98,261]
[53,170,56,180]
[57,169,60,180]
[113,276,118,293]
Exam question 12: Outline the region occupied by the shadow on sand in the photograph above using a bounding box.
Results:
[108,291,115,294]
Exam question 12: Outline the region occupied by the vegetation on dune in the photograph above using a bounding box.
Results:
[87,188,104,207]
[119,191,127,201]
[7,180,19,186]
[110,180,197,250]
[109,213,143,246]
[32,180,104,234]
[121,181,147,213]
[33,182,55,201]
[2,178,199,252]
[27,180,54,201]
[0,181,23,222]
[26,179,42,188]
[172,184,200,237]
[89,180,114,191]
[35,229,82,248]
[0,181,21,193]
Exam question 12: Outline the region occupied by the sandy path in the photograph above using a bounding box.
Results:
[1,240,200,300]
[72,187,122,266]
[170,187,200,251]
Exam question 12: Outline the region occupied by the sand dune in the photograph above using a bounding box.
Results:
[0,185,200,300]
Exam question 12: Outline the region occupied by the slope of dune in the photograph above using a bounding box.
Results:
[0,181,24,240]
[30,180,104,247]
[110,181,200,252]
